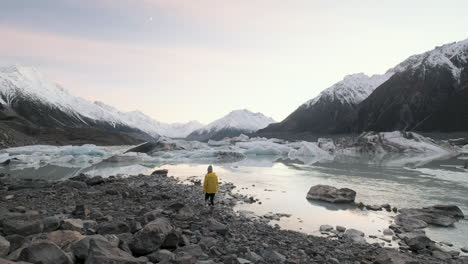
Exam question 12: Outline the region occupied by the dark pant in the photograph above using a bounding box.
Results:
[205,193,215,205]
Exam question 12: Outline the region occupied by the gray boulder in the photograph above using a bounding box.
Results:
[61,218,86,233]
[206,218,228,235]
[397,205,464,228]
[41,216,62,232]
[262,248,286,263]
[130,217,174,255]
[4,235,25,253]
[404,235,434,252]
[2,219,44,236]
[306,185,356,203]
[175,244,207,259]
[97,221,130,235]
[70,235,107,260]
[146,249,175,263]
[85,238,147,264]
[344,229,366,244]
[395,215,428,231]
[374,248,417,264]
[319,225,334,232]
[18,241,72,264]
[55,180,88,190]
[0,236,10,258]
[46,230,84,251]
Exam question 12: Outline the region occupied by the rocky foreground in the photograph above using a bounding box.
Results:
[0,173,467,264]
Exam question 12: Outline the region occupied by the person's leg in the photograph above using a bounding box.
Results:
[205,193,209,204]
[209,193,215,205]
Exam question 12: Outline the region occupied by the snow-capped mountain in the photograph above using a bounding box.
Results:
[355,38,468,132]
[187,109,275,141]
[0,65,203,146]
[261,38,468,134]
[122,110,203,138]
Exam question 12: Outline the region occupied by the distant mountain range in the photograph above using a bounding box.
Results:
[187,109,275,141]
[0,66,205,147]
[260,38,468,135]
[0,66,275,147]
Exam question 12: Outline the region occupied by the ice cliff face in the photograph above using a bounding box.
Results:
[0,65,202,138]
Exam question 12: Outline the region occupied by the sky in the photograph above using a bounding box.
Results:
[1,0,468,124]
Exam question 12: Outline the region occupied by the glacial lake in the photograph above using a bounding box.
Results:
[1,153,467,253]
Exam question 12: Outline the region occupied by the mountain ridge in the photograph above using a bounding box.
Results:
[260,38,468,135]
[187,109,275,141]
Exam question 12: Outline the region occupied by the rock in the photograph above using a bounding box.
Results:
[11,206,26,213]
[47,230,84,251]
[244,250,264,263]
[199,237,217,250]
[404,235,434,252]
[366,204,382,211]
[174,206,195,221]
[73,204,91,219]
[383,229,394,236]
[4,235,25,253]
[173,251,196,264]
[146,249,175,263]
[374,248,417,264]
[319,225,334,232]
[306,185,356,203]
[85,176,105,186]
[0,258,15,263]
[142,209,165,224]
[336,226,346,233]
[0,236,10,258]
[432,250,452,260]
[344,229,366,244]
[262,248,286,263]
[395,215,428,231]
[152,169,169,176]
[382,204,392,211]
[56,180,88,190]
[461,246,468,253]
[424,205,464,218]
[18,241,72,264]
[61,219,84,233]
[70,235,107,260]
[85,237,147,264]
[175,244,207,258]
[206,218,228,235]
[397,205,464,228]
[41,216,62,232]
[2,219,44,236]
[236,258,252,264]
[161,231,180,249]
[130,217,174,255]
[97,221,130,235]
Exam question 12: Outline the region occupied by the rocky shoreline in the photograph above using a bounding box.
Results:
[0,173,467,264]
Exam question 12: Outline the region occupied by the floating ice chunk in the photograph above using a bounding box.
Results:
[208,139,231,146]
[237,140,290,156]
[288,142,334,164]
[344,131,456,154]
[317,138,336,153]
[59,145,106,157]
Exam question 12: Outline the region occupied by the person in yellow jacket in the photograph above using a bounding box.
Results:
[203,165,218,206]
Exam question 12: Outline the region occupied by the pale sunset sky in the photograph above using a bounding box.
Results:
[1,0,467,123]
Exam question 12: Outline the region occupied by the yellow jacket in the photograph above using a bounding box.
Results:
[203,172,218,193]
